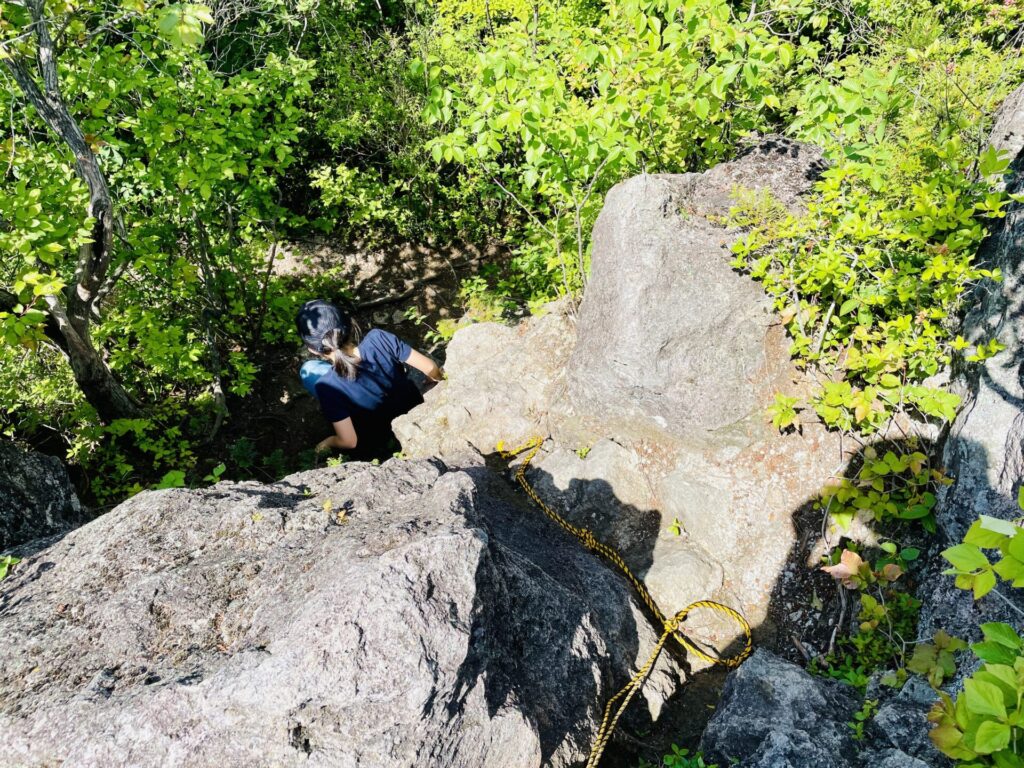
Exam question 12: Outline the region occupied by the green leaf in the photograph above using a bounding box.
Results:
[972,641,1018,666]
[943,544,991,572]
[974,568,997,600]
[965,518,1013,549]
[973,720,1011,754]
[964,679,1007,719]
[980,623,1022,650]
[1008,531,1024,561]
[155,470,186,489]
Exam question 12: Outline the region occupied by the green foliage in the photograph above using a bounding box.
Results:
[943,515,1024,600]
[810,589,921,691]
[928,623,1024,765]
[909,629,968,688]
[817,442,949,532]
[0,555,20,580]
[67,408,200,503]
[850,698,879,741]
[425,0,793,303]
[732,143,1009,434]
[732,2,1022,445]
[636,745,717,768]
[203,463,227,483]
[767,393,800,430]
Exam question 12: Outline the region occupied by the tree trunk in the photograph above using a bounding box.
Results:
[42,299,140,423]
[1,0,140,422]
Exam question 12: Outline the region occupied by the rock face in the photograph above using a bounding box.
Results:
[394,307,574,458]
[868,678,948,765]
[919,83,1024,648]
[398,138,845,651]
[700,650,939,768]
[0,439,84,551]
[699,649,860,768]
[937,82,1024,541]
[0,457,681,768]
[568,138,825,435]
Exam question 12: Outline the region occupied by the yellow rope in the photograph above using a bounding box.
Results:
[496,437,753,768]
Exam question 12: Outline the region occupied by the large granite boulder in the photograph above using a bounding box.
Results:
[1,439,84,551]
[0,457,681,768]
[567,137,825,435]
[919,83,1024,651]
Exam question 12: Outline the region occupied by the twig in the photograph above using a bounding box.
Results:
[791,634,811,662]
[988,587,1024,620]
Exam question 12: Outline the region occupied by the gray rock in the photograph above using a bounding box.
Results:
[989,83,1024,167]
[699,649,860,768]
[0,439,84,551]
[860,749,932,768]
[0,457,682,768]
[567,137,824,436]
[869,678,949,764]
[921,83,1024,646]
[394,305,575,459]
[937,82,1024,542]
[395,140,847,654]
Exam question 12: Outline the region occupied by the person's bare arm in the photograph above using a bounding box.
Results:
[316,417,358,452]
[405,349,444,383]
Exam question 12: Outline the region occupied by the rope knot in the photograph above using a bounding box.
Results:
[663,617,680,633]
[579,529,599,550]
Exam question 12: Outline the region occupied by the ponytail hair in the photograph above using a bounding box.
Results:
[319,320,361,380]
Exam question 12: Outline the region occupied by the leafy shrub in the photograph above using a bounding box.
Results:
[425,0,793,304]
[928,623,1024,764]
[731,144,1012,435]
[942,503,1024,600]
[817,443,949,532]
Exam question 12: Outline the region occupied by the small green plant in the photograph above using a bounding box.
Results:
[928,622,1024,764]
[154,469,187,489]
[849,698,879,741]
[661,745,717,768]
[668,518,685,537]
[817,443,949,532]
[941,490,1024,600]
[908,630,967,689]
[767,393,801,431]
[810,590,921,691]
[576,444,592,459]
[0,555,20,580]
[203,463,226,483]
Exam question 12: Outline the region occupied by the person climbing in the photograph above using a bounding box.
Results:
[296,299,443,461]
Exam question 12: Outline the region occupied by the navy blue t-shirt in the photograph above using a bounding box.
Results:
[314,329,423,455]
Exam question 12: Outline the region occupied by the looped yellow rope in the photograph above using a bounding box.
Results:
[497,437,753,768]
